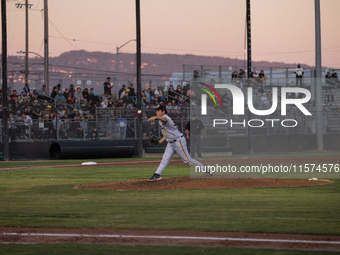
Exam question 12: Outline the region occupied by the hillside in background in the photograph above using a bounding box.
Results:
[6,50,313,91]
[55,50,311,76]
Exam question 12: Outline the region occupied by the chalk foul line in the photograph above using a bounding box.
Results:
[1,232,340,245]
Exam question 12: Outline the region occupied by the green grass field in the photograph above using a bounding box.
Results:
[0,153,339,254]
[1,244,338,255]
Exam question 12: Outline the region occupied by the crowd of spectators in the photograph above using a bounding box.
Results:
[1,67,340,141]
[325,72,340,88]
[0,79,195,141]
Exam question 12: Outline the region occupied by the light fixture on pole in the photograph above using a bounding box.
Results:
[17,50,45,88]
[116,39,136,99]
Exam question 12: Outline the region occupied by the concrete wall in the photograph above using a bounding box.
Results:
[1,134,340,160]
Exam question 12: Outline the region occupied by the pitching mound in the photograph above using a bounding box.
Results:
[77,176,331,191]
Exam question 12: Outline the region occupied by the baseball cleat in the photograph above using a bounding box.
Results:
[198,157,204,160]
[147,173,162,181]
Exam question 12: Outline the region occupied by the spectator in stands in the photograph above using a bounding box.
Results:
[103,77,113,96]
[32,105,42,120]
[193,70,199,79]
[33,116,44,139]
[101,99,109,108]
[168,85,176,101]
[63,88,69,99]
[238,69,246,89]
[140,91,146,107]
[88,115,96,139]
[73,98,81,109]
[294,64,304,87]
[13,110,24,137]
[73,115,83,138]
[107,97,114,108]
[325,91,335,109]
[154,85,164,102]
[20,96,30,109]
[37,84,48,97]
[69,84,75,96]
[175,85,182,95]
[325,72,333,85]
[21,83,32,95]
[116,98,124,108]
[24,106,33,118]
[128,83,136,102]
[88,88,100,107]
[231,71,238,82]
[79,116,89,138]
[10,89,19,101]
[122,91,134,109]
[186,87,196,100]
[53,115,64,138]
[31,93,41,107]
[79,98,88,109]
[27,90,34,102]
[144,87,151,105]
[258,70,268,85]
[8,112,17,141]
[238,69,246,79]
[102,91,111,102]
[261,93,270,107]
[55,90,66,105]
[331,73,340,87]
[21,112,33,138]
[66,95,74,105]
[177,97,186,106]
[150,89,156,102]
[82,88,89,101]
[118,84,126,100]
[74,86,84,101]
[51,86,58,98]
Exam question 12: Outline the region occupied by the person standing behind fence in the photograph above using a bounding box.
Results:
[294,64,304,87]
[186,113,205,160]
[103,77,113,96]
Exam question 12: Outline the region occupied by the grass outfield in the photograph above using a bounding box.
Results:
[1,244,338,255]
[0,161,339,235]
[1,151,340,168]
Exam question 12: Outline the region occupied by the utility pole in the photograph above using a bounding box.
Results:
[15,1,32,86]
[44,0,49,95]
[315,0,323,150]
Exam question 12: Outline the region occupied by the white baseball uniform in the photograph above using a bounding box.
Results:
[155,114,205,175]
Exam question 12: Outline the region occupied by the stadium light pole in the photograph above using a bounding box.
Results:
[135,0,142,157]
[315,0,323,151]
[116,39,136,99]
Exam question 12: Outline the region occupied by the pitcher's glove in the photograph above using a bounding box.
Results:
[148,135,159,145]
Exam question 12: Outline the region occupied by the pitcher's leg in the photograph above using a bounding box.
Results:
[177,138,204,169]
[155,143,175,175]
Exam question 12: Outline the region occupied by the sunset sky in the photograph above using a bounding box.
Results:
[3,0,340,68]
